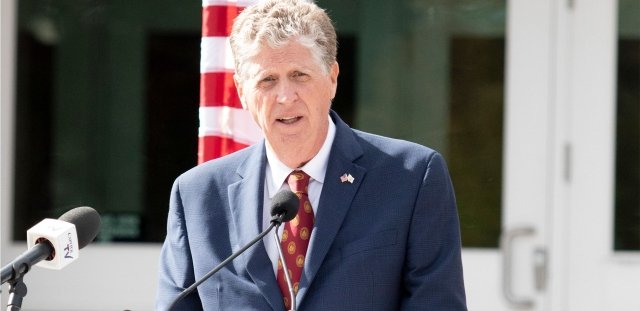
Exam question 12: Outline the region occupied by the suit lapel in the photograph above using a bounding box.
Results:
[228,142,283,311]
[297,111,366,305]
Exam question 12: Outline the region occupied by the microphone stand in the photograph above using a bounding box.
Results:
[273,223,296,311]
[166,188,299,311]
[167,222,276,311]
[7,274,27,311]
[167,212,293,311]
[3,243,51,311]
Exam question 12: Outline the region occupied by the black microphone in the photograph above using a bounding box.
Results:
[270,189,299,224]
[1,206,102,284]
[166,189,299,311]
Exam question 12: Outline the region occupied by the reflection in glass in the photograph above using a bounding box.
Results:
[13,0,201,242]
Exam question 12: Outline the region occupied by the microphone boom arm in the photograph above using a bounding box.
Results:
[2,243,53,310]
[1,242,53,285]
[167,222,278,311]
[166,190,299,311]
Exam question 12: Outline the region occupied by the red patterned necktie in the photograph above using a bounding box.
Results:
[277,170,314,310]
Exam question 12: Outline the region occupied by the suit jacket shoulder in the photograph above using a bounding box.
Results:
[352,128,440,167]
[173,142,267,215]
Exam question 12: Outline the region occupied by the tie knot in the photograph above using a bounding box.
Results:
[287,170,310,194]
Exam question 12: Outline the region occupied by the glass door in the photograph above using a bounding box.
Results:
[505,0,640,310]
[559,0,640,309]
[496,0,556,310]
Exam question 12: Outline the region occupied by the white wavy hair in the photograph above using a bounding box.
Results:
[230,0,338,80]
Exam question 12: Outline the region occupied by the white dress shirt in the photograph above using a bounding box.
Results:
[262,116,336,275]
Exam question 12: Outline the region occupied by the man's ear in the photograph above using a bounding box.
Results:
[329,62,339,100]
[234,74,248,110]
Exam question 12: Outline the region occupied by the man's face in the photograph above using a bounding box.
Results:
[236,40,339,167]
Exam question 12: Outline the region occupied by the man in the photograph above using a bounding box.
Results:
[157,0,467,310]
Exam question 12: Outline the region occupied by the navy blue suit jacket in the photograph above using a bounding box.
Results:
[157,111,467,310]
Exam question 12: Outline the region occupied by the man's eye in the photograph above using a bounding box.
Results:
[292,72,310,81]
[257,76,276,88]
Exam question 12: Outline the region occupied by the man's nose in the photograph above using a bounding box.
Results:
[276,80,298,104]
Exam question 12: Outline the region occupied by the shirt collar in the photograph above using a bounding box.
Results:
[265,115,336,198]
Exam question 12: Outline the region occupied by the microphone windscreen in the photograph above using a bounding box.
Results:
[270,190,299,222]
[58,206,101,249]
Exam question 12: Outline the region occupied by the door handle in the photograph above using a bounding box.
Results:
[501,227,535,309]
[533,247,548,292]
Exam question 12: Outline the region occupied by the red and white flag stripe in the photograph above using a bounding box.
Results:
[199,0,262,164]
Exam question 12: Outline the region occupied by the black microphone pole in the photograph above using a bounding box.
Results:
[4,242,53,311]
[166,222,277,311]
[1,243,52,285]
[273,224,296,311]
[166,190,299,311]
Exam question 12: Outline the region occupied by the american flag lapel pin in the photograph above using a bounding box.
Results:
[340,173,354,184]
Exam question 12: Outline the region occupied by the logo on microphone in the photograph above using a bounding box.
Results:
[64,232,75,259]
[27,218,81,269]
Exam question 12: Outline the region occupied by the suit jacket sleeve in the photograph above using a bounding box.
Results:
[401,152,467,310]
[156,178,204,311]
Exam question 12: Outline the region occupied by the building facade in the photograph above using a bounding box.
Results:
[1,0,639,310]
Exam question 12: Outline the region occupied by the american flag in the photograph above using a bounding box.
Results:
[198,0,262,164]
